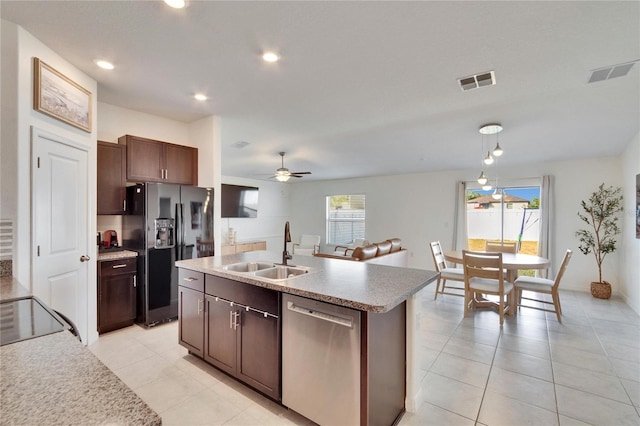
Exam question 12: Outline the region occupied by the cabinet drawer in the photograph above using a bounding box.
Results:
[100,258,137,276]
[205,275,279,316]
[179,268,205,292]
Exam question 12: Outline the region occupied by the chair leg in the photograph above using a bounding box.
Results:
[552,292,562,323]
[434,277,442,300]
[463,288,470,317]
[499,297,504,325]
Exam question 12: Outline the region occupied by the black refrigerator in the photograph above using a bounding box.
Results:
[122,183,214,326]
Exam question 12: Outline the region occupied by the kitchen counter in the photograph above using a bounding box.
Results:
[96,248,138,261]
[175,250,439,313]
[0,277,161,426]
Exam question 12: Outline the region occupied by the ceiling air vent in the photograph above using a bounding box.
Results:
[588,61,637,83]
[232,140,250,149]
[458,70,496,91]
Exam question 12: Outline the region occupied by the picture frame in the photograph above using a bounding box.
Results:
[33,57,92,132]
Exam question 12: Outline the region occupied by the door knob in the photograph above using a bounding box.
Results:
[80,255,91,262]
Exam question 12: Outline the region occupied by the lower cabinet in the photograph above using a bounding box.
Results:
[98,257,137,334]
[177,269,281,401]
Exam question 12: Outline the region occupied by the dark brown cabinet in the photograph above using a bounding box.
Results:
[177,269,281,401]
[204,275,281,401]
[98,257,137,333]
[97,141,126,214]
[118,134,198,185]
[178,269,205,357]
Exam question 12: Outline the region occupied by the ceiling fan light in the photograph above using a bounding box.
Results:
[477,171,488,185]
[493,143,503,157]
[276,174,290,182]
[483,151,494,165]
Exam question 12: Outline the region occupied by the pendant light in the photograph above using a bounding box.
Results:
[477,123,504,192]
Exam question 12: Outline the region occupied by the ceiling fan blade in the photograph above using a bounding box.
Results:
[290,171,311,175]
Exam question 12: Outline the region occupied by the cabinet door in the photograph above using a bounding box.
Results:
[204,296,236,375]
[98,273,136,333]
[178,286,204,357]
[165,143,197,185]
[237,310,280,400]
[97,141,126,215]
[121,135,164,182]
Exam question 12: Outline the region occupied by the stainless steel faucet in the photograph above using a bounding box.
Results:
[283,221,292,265]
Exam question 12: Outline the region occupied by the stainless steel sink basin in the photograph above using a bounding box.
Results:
[222,261,275,273]
[253,266,310,280]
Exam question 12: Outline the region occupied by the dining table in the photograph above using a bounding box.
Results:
[444,250,551,315]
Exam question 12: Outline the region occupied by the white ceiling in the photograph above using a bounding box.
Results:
[2,1,639,182]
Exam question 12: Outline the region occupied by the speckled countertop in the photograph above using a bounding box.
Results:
[0,277,161,426]
[97,249,138,261]
[176,251,439,313]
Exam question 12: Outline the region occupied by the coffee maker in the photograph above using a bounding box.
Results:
[103,230,119,248]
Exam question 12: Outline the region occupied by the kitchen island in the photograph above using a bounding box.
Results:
[0,277,161,426]
[176,251,439,426]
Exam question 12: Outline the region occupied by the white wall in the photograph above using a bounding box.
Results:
[290,156,625,294]
[1,20,98,342]
[621,133,640,314]
[221,176,291,251]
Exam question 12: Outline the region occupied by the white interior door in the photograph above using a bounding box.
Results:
[32,127,90,344]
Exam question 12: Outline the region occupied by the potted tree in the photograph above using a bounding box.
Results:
[576,183,623,299]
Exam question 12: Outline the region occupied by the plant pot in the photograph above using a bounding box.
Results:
[590,281,612,299]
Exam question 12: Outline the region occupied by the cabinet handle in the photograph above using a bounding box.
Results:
[233,311,240,330]
[133,275,136,288]
[183,277,198,282]
[165,169,168,180]
[197,299,203,315]
[123,199,126,212]
[112,264,127,269]
[229,310,233,329]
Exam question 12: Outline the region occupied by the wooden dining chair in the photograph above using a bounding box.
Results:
[485,240,518,254]
[463,250,514,325]
[430,241,465,300]
[514,249,572,322]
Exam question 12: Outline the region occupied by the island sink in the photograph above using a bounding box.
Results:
[219,262,313,281]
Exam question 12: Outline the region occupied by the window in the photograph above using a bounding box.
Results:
[326,194,365,245]
[466,184,541,256]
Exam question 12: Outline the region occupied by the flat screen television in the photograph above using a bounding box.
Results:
[221,184,259,218]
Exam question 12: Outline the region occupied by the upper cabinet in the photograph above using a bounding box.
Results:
[118,134,198,186]
[97,141,126,215]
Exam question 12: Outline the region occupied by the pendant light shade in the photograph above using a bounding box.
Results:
[483,151,494,165]
[493,142,503,157]
[482,183,493,191]
[491,187,502,200]
[477,171,488,185]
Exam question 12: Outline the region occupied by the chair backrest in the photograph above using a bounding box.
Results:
[299,234,321,248]
[485,240,518,254]
[351,238,368,248]
[552,249,572,290]
[463,250,505,291]
[430,241,447,272]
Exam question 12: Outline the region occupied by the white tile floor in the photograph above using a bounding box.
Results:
[89,285,640,425]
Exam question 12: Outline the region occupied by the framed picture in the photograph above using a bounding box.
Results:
[33,57,92,132]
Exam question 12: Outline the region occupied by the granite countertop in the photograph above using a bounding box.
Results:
[97,249,138,261]
[0,276,161,425]
[176,251,439,313]
[0,276,31,300]
[0,331,161,426]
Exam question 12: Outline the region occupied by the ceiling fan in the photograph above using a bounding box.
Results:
[272,152,311,182]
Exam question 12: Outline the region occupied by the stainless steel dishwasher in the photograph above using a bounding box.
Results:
[282,293,361,425]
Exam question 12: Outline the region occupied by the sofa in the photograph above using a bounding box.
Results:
[314,238,408,267]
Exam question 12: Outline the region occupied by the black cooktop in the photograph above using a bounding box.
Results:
[0,297,70,346]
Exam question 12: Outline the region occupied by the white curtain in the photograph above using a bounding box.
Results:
[538,175,553,277]
[453,181,468,252]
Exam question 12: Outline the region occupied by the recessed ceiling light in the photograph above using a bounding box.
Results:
[262,52,280,63]
[194,93,207,101]
[95,60,114,70]
[164,0,187,9]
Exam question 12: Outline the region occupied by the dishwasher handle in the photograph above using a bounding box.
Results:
[286,301,353,328]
